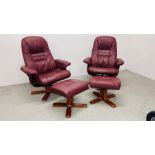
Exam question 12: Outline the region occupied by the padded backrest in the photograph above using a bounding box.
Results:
[21,36,56,74]
[91,36,117,67]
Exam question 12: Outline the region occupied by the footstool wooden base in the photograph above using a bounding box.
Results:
[53,97,87,118]
[90,89,116,108]
[51,79,89,118]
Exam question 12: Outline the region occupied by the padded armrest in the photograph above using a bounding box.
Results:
[116,58,124,67]
[20,66,38,75]
[55,59,71,69]
[83,57,91,65]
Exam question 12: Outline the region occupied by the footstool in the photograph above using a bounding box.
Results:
[51,79,89,118]
[90,76,121,108]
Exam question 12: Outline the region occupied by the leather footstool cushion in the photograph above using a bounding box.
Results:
[50,79,89,98]
[90,76,121,90]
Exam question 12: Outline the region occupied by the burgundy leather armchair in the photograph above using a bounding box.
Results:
[21,36,71,101]
[84,36,124,76]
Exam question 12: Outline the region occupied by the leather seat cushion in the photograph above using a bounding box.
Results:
[38,69,71,85]
[88,66,119,75]
[50,79,89,98]
[90,76,121,90]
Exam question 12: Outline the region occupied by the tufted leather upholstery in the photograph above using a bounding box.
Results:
[21,36,71,86]
[83,36,124,76]
[92,36,117,67]
[50,79,89,98]
[90,76,121,90]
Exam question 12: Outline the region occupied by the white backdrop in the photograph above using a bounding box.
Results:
[0,34,155,86]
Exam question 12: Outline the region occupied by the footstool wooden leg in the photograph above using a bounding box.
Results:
[53,103,67,107]
[66,107,72,118]
[65,97,73,118]
[90,97,102,104]
[93,91,100,97]
[104,99,116,108]
[107,94,116,99]
[73,103,87,108]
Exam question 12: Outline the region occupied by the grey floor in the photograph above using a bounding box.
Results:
[0,70,155,121]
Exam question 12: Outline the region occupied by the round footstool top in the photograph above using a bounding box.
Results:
[90,76,121,90]
[50,79,89,98]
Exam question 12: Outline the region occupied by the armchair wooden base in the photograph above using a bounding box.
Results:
[90,89,117,108]
[53,97,87,118]
[31,86,51,101]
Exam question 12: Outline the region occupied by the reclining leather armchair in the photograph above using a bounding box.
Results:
[84,36,124,76]
[21,36,71,101]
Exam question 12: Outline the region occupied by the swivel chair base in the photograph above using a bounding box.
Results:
[31,86,51,101]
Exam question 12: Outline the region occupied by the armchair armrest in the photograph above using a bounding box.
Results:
[55,59,71,70]
[20,66,38,75]
[83,57,91,65]
[115,58,124,67]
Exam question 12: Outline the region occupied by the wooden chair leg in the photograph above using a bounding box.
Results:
[42,92,50,101]
[31,90,46,95]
